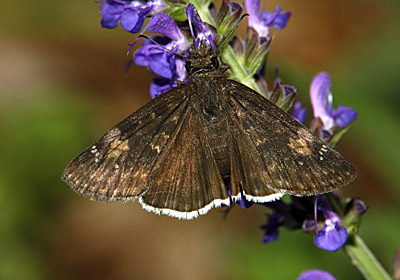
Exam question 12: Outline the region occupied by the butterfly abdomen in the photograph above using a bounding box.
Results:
[204,117,230,177]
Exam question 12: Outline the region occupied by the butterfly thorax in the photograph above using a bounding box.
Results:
[185,43,229,77]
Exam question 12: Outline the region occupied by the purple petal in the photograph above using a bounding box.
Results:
[174,58,188,81]
[271,11,291,29]
[186,4,202,30]
[134,36,179,79]
[260,6,280,26]
[313,195,348,251]
[245,0,261,28]
[315,195,342,225]
[186,3,214,48]
[100,1,153,33]
[291,101,307,123]
[150,78,177,99]
[261,7,291,30]
[310,72,335,129]
[134,41,164,65]
[262,228,279,243]
[261,213,283,243]
[149,51,175,79]
[120,8,148,33]
[315,194,330,212]
[134,49,151,66]
[101,2,122,28]
[247,4,291,37]
[314,224,348,251]
[148,13,183,41]
[297,269,337,280]
[332,105,358,127]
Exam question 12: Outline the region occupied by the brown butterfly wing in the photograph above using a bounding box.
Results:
[227,80,356,199]
[228,113,285,202]
[139,109,229,219]
[62,87,189,202]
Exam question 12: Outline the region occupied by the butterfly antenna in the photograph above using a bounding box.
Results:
[137,34,186,59]
[215,13,248,54]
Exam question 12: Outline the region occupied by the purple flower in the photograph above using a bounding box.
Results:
[292,101,307,124]
[344,198,367,225]
[245,0,291,38]
[186,3,215,49]
[269,66,298,111]
[269,83,298,111]
[224,181,254,209]
[134,36,176,78]
[260,195,350,251]
[310,72,357,132]
[297,269,337,280]
[99,0,165,33]
[313,195,348,251]
[261,212,284,243]
[261,198,313,244]
[134,13,190,96]
[149,77,177,99]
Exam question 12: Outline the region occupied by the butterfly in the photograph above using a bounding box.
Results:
[62,42,356,219]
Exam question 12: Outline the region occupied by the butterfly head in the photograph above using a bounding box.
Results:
[185,41,228,76]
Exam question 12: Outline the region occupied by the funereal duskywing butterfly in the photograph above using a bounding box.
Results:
[62,42,356,219]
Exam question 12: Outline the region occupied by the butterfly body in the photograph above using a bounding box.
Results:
[185,74,231,178]
[62,43,356,219]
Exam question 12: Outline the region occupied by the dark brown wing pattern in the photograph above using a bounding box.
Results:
[62,85,230,219]
[62,87,189,202]
[227,80,356,199]
[139,111,229,219]
[62,76,356,220]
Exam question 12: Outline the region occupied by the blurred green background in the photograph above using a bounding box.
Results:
[1,0,399,279]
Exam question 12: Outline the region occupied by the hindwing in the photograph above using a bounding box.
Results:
[227,80,356,198]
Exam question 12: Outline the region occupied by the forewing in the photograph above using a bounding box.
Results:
[227,80,356,198]
[139,110,228,219]
[62,87,189,202]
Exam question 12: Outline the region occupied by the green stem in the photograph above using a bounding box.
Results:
[221,45,262,93]
[343,234,392,280]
